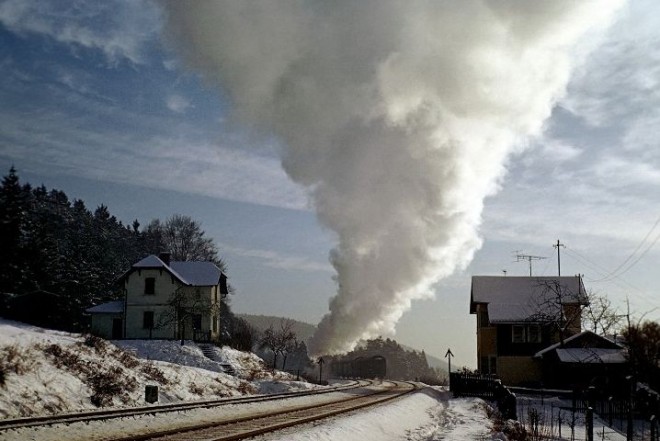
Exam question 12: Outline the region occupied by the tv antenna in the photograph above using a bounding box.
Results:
[516,253,547,276]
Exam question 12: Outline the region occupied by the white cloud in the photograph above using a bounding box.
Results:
[0,0,161,65]
[166,94,192,113]
[538,139,583,162]
[220,244,331,273]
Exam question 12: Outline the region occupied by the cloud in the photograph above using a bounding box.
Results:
[0,102,309,210]
[166,94,192,113]
[561,0,660,128]
[220,244,331,273]
[0,0,161,65]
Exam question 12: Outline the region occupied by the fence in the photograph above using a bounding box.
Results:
[450,372,517,420]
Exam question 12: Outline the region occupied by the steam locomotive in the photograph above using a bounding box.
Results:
[331,355,386,379]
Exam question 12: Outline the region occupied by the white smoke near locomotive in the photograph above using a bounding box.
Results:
[161,1,623,356]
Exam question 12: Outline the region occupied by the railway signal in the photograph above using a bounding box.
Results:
[445,348,454,389]
[318,357,325,384]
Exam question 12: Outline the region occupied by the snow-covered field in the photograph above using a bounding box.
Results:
[2,318,629,441]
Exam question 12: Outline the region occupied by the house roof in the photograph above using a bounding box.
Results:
[534,330,622,357]
[86,300,123,314]
[555,348,627,364]
[533,330,626,364]
[470,276,587,322]
[123,255,226,287]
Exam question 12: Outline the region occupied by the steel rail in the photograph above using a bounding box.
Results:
[0,379,366,431]
[116,381,418,441]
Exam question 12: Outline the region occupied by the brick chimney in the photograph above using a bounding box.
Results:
[159,252,171,266]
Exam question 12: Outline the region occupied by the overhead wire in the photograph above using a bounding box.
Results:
[589,213,660,282]
[563,246,659,308]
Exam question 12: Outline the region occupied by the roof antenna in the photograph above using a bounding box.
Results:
[516,253,547,276]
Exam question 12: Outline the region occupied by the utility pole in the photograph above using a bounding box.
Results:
[516,254,547,276]
[553,240,565,276]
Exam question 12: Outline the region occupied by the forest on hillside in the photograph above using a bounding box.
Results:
[0,167,235,333]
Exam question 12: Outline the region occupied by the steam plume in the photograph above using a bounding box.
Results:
[161,1,622,355]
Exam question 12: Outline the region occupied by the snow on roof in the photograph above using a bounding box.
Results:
[127,255,223,286]
[470,276,587,322]
[85,300,123,314]
[170,261,222,286]
[534,330,623,358]
[555,348,627,364]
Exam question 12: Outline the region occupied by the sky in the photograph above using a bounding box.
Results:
[1,0,659,367]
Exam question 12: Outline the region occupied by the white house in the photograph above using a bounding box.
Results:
[87,253,228,341]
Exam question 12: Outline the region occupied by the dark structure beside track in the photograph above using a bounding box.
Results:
[331,355,387,379]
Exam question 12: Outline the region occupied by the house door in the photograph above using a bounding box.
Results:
[112,318,123,339]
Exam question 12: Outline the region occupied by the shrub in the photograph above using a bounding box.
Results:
[141,363,169,385]
[0,344,38,384]
[188,382,204,395]
[116,349,140,369]
[89,367,132,407]
[83,334,107,353]
[237,380,257,395]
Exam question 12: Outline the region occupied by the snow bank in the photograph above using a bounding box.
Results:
[0,319,318,419]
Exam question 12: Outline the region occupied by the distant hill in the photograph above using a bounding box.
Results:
[237,314,316,341]
[239,314,447,374]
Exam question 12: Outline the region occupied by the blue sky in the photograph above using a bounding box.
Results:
[1,0,659,366]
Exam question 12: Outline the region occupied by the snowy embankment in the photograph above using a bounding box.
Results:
[0,319,317,419]
[1,319,509,441]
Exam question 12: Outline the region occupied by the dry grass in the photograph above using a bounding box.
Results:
[0,344,39,387]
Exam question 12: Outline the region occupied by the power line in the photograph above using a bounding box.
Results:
[563,247,658,307]
[590,214,660,282]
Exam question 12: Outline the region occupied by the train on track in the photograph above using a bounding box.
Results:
[330,355,386,379]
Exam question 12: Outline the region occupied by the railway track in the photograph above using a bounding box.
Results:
[0,380,417,441]
[115,381,417,441]
[0,379,367,432]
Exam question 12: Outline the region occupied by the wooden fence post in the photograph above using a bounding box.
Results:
[586,407,594,441]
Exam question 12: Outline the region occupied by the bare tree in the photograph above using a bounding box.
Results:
[531,279,587,344]
[259,319,296,369]
[157,286,220,344]
[144,214,226,271]
[623,320,660,389]
[582,291,623,336]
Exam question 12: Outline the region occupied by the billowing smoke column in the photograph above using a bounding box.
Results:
[161,1,622,355]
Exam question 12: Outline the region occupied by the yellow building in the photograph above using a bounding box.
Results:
[470,276,587,387]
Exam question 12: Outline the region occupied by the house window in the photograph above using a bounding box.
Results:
[512,325,542,343]
[143,311,154,329]
[144,278,155,295]
[527,325,542,343]
[512,325,525,343]
[214,286,218,303]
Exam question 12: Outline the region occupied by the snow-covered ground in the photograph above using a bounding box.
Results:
[0,318,317,418]
[1,318,636,440]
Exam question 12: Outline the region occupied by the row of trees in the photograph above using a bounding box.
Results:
[0,167,237,335]
[326,336,443,382]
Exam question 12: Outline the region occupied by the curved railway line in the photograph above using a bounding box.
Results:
[0,380,419,441]
[0,380,368,432]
